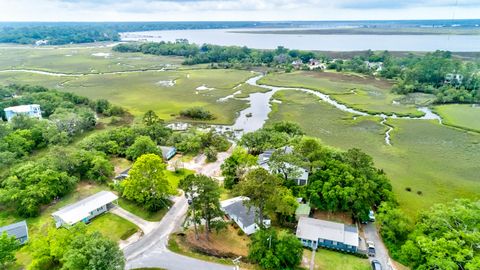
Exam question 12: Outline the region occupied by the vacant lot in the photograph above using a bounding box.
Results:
[434,104,480,132]
[260,71,422,116]
[269,90,480,216]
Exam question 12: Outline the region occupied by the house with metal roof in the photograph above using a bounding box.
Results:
[296,217,359,253]
[220,196,271,235]
[4,104,42,122]
[52,191,118,228]
[159,146,177,160]
[258,146,309,185]
[0,220,29,244]
[114,167,131,182]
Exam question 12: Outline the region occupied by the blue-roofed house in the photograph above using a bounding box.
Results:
[296,217,359,253]
[0,220,29,244]
[160,146,177,160]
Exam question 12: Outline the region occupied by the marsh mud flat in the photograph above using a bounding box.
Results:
[212,74,443,144]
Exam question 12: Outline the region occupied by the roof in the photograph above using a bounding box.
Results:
[0,220,28,240]
[52,191,118,225]
[296,217,359,247]
[160,146,175,154]
[295,204,311,216]
[221,197,261,229]
[4,104,40,113]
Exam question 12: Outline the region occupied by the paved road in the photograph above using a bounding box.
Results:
[124,194,233,270]
[364,223,393,270]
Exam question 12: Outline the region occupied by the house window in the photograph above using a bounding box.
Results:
[332,241,337,245]
[318,239,324,243]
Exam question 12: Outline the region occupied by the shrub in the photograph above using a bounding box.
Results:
[180,107,215,120]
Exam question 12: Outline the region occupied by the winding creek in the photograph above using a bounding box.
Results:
[0,69,443,145]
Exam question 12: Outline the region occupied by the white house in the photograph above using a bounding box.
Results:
[308,59,326,70]
[52,191,118,228]
[258,146,309,185]
[4,104,42,122]
[221,196,271,235]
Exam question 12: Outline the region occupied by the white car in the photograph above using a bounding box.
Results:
[369,210,375,222]
[367,241,376,257]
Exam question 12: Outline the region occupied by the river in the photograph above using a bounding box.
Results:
[121,29,480,52]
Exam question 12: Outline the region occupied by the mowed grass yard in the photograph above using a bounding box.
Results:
[0,44,184,73]
[260,71,423,117]
[0,69,255,124]
[268,90,480,216]
[1,182,139,269]
[434,104,480,132]
[303,249,370,270]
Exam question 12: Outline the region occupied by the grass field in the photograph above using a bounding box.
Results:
[86,212,138,241]
[433,104,480,132]
[260,71,423,117]
[269,90,480,216]
[0,69,255,124]
[303,249,370,270]
[0,44,183,74]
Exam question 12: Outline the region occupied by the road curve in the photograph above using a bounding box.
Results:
[124,193,233,270]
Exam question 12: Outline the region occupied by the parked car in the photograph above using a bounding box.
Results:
[369,210,376,222]
[371,260,382,270]
[367,241,376,257]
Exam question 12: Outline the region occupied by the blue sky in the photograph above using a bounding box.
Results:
[1,0,479,21]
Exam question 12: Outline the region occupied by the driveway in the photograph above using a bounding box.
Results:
[363,222,394,270]
[124,193,233,270]
[111,206,157,234]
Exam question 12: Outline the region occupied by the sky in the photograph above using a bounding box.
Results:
[0,0,480,21]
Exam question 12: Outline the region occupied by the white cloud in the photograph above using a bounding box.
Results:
[0,0,479,21]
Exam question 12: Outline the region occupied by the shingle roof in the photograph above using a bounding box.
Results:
[52,191,118,225]
[221,197,258,229]
[0,220,28,241]
[296,217,359,247]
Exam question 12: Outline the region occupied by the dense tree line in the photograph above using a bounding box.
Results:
[378,199,479,270]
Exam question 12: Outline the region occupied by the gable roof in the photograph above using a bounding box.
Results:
[296,217,359,247]
[52,191,118,225]
[4,104,40,113]
[0,220,28,241]
[258,146,308,181]
[221,197,261,229]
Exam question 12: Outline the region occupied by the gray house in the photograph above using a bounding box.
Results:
[52,191,118,228]
[258,146,309,185]
[221,197,271,235]
[296,217,359,253]
[160,146,177,160]
[0,221,29,244]
[114,167,131,182]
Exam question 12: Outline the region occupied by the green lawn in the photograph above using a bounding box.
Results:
[260,71,423,117]
[268,90,480,216]
[434,104,480,132]
[86,212,139,241]
[165,168,194,189]
[118,198,170,222]
[304,249,370,270]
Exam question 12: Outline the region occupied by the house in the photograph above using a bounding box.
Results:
[258,146,309,185]
[291,59,304,69]
[445,73,464,85]
[114,167,131,182]
[364,61,383,72]
[166,122,190,131]
[295,203,311,221]
[52,191,118,228]
[0,221,29,244]
[308,59,326,70]
[4,104,42,122]
[296,217,359,253]
[35,39,49,46]
[221,196,271,235]
[160,146,177,160]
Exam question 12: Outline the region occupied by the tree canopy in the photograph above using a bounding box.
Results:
[0,232,19,268]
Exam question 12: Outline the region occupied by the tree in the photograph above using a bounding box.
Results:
[179,174,225,241]
[221,147,256,189]
[121,154,174,211]
[267,148,304,182]
[0,232,19,268]
[376,202,412,257]
[248,229,303,270]
[240,129,289,155]
[125,135,159,160]
[269,121,304,137]
[237,168,281,225]
[400,199,480,270]
[61,232,125,270]
[143,110,161,126]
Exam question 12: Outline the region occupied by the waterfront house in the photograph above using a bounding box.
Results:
[258,146,309,185]
[221,196,271,235]
[296,217,359,253]
[0,221,29,244]
[52,191,118,228]
[4,104,42,122]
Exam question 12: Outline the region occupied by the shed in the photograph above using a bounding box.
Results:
[160,146,177,160]
[0,220,29,244]
[52,191,118,228]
